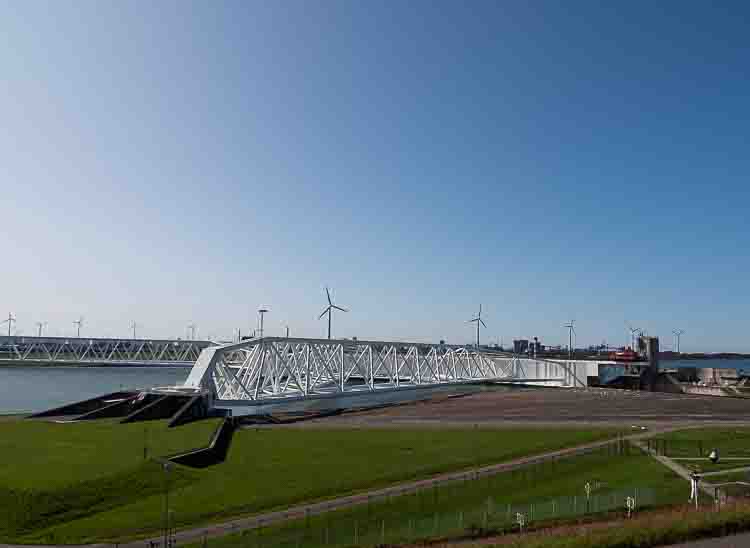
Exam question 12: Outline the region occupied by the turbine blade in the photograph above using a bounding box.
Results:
[332,305,348,312]
[318,307,330,320]
[326,287,332,305]
[480,319,487,328]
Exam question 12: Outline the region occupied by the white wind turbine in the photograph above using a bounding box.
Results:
[468,305,487,349]
[319,287,348,340]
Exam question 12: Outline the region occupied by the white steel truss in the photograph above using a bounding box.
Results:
[0,336,215,365]
[184,337,586,405]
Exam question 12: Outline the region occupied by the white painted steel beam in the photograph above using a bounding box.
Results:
[182,337,588,407]
[0,335,216,365]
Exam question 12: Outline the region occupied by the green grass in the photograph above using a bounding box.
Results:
[1,423,615,544]
[0,418,218,542]
[497,502,750,547]
[189,444,687,548]
[655,427,750,457]
[0,418,220,490]
[706,470,750,483]
[650,427,750,473]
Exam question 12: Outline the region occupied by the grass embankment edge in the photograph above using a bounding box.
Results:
[490,502,750,548]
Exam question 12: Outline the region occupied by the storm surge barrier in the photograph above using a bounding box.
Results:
[0,335,215,366]
[181,337,592,413]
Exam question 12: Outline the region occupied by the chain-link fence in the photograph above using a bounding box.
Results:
[235,486,655,548]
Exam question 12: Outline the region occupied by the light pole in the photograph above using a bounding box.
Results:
[162,461,173,548]
[258,308,268,339]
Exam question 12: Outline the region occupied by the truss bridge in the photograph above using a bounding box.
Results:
[180,337,595,414]
[0,335,216,366]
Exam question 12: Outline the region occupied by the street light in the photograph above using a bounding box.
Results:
[162,461,173,548]
[258,308,269,339]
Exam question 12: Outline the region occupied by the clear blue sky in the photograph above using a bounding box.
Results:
[1,1,748,351]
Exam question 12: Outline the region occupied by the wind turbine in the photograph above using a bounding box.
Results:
[468,305,487,349]
[35,321,47,337]
[626,323,642,350]
[319,287,347,340]
[73,317,84,337]
[187,323,197,340]
[563,320,576,359]
[1,312,16,336]
[130,320,139,339]
[672,329,685,353]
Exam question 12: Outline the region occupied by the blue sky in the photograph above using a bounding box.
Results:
[1,1,748,351]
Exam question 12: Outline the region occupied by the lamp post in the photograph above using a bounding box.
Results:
[258,308,268,339]
[162,461,173,548]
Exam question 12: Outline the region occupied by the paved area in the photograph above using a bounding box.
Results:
[305,386,750,428]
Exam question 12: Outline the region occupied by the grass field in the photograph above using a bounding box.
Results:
[655,427,750,457]
[0,421,615,544]
[495,502,750,548]
[651,427,750,473]
[191,444,687,548]
[0,418,220,490]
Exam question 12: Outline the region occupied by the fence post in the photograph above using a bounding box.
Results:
[354,520,358,545]
[380,519,385,544]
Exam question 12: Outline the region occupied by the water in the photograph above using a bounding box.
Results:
[662,359,750,374]
[0,366,189,414]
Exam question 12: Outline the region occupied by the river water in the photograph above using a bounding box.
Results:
[1,359,749,415]
[0,366,189,414]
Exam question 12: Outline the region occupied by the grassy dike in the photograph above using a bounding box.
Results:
[497,502,750,548]
[188,445,685,548]
[0,419,616,544]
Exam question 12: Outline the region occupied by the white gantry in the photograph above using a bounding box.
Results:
[183,337,594,410]
[0,335,215,366]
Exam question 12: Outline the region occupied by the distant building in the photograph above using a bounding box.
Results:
[513,339,529,354]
